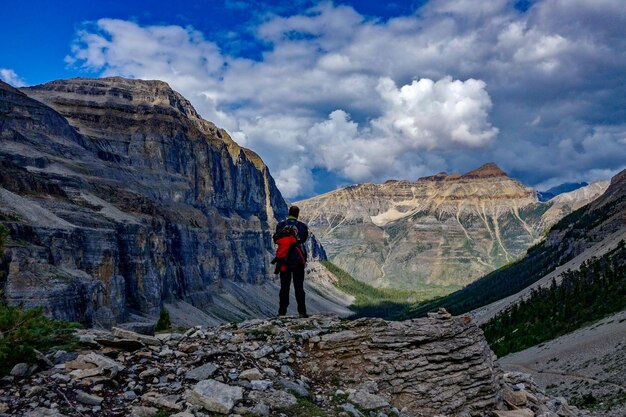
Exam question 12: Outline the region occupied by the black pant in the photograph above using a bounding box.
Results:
[279,267,306,315]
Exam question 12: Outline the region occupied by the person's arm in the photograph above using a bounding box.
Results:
[299,223,308,244]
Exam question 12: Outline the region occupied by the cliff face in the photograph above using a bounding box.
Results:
[0,77,325,326]
[296,163,605,289]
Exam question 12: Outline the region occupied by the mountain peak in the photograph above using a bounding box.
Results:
[23,77,201,121]
[461,162,508,179]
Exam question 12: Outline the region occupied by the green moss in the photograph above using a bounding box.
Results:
[277,396,330,417]
[0,224,8,259]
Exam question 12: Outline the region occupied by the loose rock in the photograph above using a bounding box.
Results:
[188,379,243,414]
[185,362,218,380]
[75,390,104,405]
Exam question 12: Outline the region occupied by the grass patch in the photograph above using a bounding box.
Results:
[277,396,330,417]
[322,261,458,320]
[245,327,275,339]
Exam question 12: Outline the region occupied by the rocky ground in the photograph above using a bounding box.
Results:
[500,311,626,417]
[0,312,588,417]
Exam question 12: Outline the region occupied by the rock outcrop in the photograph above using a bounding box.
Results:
[296,163,606,289]
[0,77,329,326]
[0,313,586,417]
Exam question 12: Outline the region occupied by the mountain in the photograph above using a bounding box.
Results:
[537,182,589,202]
[538,181,610,228]
[0,77,336,327]
[296,163,605,290]
[410,167,626,319]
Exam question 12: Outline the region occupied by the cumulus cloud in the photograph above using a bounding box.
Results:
[373,77,497,149]
[0,68,26,87]
[66,0,626,198]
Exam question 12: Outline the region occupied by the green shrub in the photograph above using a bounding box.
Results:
[0,223,8,258]
[0,305,79,375]
[155,307,172,332]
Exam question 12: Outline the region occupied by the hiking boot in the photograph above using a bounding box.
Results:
[299,313,309,318]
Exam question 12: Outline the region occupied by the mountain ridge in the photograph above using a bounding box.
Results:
[295,162,607,289]
[409,167,626,320]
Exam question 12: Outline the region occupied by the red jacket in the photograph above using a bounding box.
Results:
[272,234,306,273]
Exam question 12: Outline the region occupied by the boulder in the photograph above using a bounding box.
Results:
[112,328,161,346]
[188,379,243,414]
[95,337,144,351]
[491,410,534,417]
[279,378,310,397]
[185,362,218,380]
[75,390,104,405]
[139,368,161,379]
[23,408,69,417]
[248,389,297,409]
[503,389,528,407]
[348,390,389,410]
[10,363,31,377]
[239,368,263,381]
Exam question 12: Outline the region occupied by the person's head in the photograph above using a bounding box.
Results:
[288,205,300,219]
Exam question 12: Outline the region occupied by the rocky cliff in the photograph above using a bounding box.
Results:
[0,313,586,417]
[296,163,606,289]
[0,77,330,327]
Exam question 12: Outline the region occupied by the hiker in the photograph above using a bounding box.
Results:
[272,205,309,317]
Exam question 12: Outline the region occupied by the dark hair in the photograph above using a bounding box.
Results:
[288,206,300,218]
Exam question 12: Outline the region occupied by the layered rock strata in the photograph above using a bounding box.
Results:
[0,314,585,417]
[296,163,606,289]
[304,313,501,415]
[0,78,327,326]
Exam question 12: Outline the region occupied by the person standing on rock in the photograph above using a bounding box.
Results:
[272,205,309,318]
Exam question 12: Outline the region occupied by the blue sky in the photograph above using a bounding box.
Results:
[1,0,423,85]
[2,0,625,200]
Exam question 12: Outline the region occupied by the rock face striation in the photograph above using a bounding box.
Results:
[304,313,501,415]
[0,77,327,326]
[0,313,586,417]
[296,163,607,289]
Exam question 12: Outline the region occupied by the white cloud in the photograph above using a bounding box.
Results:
[301,76,497,182]
[0,68,26,87]
[373,77,497,149]
[66,0,626,198]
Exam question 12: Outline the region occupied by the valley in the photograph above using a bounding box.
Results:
[0,76,623,417]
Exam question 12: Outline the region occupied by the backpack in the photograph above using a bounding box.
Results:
[271,221,306,274]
